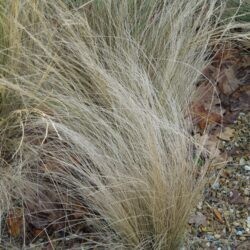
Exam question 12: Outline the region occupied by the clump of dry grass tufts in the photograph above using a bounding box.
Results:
[0,0,249,249]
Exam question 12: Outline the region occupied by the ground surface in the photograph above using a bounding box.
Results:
[187,43,250,249]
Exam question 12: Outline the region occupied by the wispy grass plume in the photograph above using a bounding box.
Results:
[0,0,249,249]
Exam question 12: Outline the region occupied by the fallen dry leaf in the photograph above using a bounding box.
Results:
[217,127,235,141]
[218,67,241,96]
[6,208,23,237]
[212,208,224,224]
[32,228,45,238]
[229,190,245,204]
[192,45,249,133]
[212,45,239,68]
[191,104,222,131]
[189,212,207,226]
[195,133,221,158]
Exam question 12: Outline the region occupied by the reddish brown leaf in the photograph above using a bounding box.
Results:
[32,228,45,237]
[191,104,222,130]
[213,208,224,224]
[6,208,23,237]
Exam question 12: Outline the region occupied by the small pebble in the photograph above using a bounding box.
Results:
[214,234,221,239]
[197,201,203,210]
[236,230,243,236]
[239,236,246,241]
[247,217,250,228]
[212,181,220,190]
[244,188,249,196]
[240,158,246,165]
[233,222,240,226]
[206,235,214,241]
[244,165,250,171]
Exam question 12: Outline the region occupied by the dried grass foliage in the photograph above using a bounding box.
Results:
[0,0,249,249]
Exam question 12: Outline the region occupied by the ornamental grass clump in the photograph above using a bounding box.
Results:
[0,0,249,249]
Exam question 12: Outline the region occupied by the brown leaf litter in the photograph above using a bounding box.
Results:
[187,43,250,249]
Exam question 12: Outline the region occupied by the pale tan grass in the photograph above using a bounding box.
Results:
[0,0,249,249]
